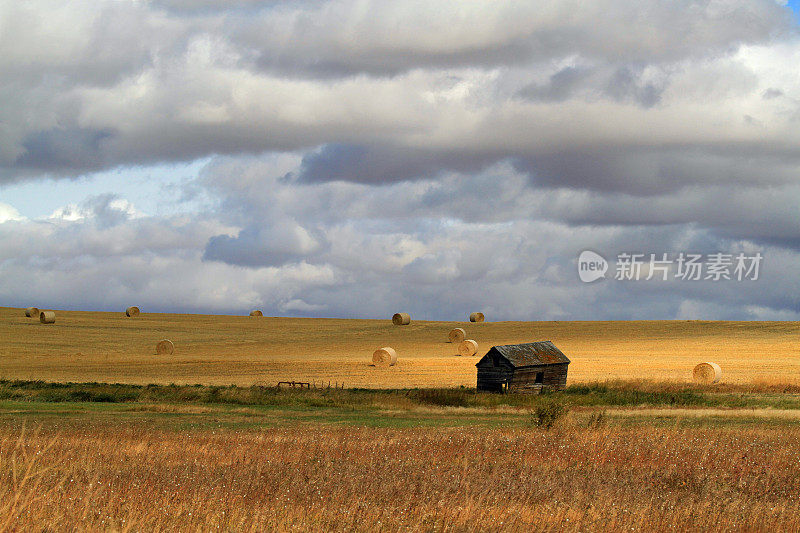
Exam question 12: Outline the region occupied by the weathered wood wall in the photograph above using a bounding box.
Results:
[476,354,514,391]
[508,363,568,393]
[478,362,569,393]
[476,366,513,391]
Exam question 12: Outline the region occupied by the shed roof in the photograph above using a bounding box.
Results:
[478,341,570,368]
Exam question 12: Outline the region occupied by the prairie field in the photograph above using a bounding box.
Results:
[2,415,800,532]
[3,307,800,531]
[0,379,800,531]
[1,307,798,388]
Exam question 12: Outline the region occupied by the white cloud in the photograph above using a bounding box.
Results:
[0,202,24,223]
[48,197,142,222]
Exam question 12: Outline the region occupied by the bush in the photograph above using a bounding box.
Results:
[586,410,608,429]
[411,389,472,407]
[67,390,116,402]
[203,387,223,403]
[533,399,568,429]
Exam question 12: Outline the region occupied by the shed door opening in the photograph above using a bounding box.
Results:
[535,372,544,384]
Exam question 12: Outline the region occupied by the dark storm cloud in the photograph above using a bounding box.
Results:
[517,66,591,103]
[604,66,666,108]
[203,223,322,267]
[0,0,797,182]
[15,128,116,172]
[550,183,800,237]
[517,64,667,108]
[294,144,499,184]
[203,231,296,267]
[513,147,800,195]
[230,0,793,77]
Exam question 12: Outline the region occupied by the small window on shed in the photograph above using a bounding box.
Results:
[535,372,544,384]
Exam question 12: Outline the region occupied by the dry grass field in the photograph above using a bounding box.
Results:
[2,421,800,531]
[1,307,798,387]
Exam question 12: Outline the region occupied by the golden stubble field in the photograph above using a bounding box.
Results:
[1,307,798,387]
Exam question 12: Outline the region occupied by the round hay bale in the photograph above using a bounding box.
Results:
[125,306,140,317]
[373,347,397,366]
[24,307,39,318]
[156,339,175,355]
[39,311,55,324]
[693,362,721,384]
[469,312,485,323]
[392,312,411,325]
[458,339,478,356]
[249,310,264,317]
[448,327,466,343]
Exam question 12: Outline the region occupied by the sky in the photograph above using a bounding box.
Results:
[1,0,800,321]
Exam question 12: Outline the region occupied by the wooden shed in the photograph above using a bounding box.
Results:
[476,341,570,393]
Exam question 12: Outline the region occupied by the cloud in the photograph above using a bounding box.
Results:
[1,162,798,320]
[1,0,798,191]
[0,202,24,223]
[185,156,800,319]
[1,1,799,321]
[15,128,115,172]
[294,143,498,184]
[48,194,142,225]
[203,221,321,267]
[517,63,670,108]
[229,0,793,75]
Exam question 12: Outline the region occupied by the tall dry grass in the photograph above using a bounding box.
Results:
[1,422,799,531]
